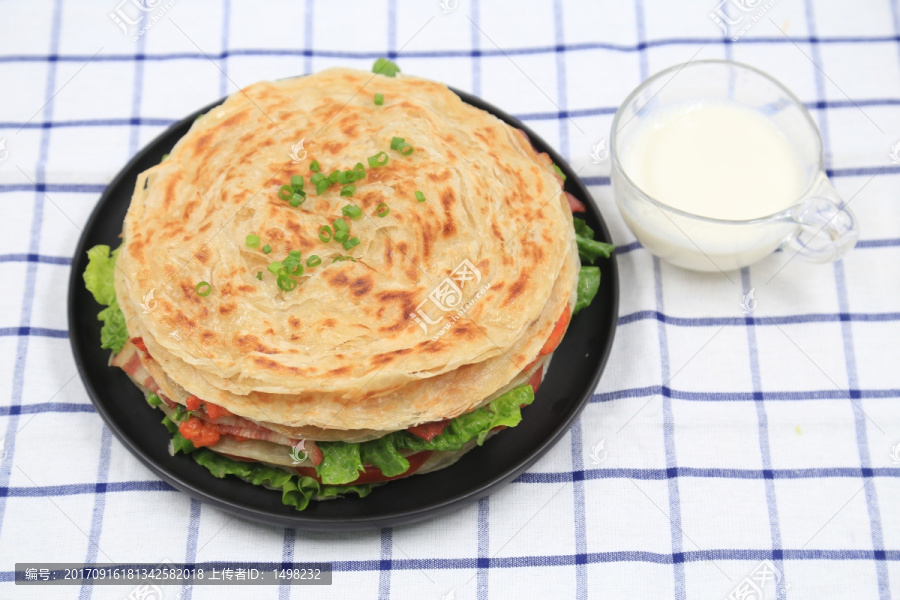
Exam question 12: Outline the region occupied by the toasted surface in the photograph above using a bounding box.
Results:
[115,67,575,431]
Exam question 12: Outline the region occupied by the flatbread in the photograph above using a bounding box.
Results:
[114,67,576,432]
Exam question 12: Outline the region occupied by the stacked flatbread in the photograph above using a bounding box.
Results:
[109,67,579,495]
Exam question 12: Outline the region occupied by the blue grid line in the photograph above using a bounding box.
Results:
[476,496,490,600]
[0,163,894,198]
[633,2,685,594]
[378,527,393,600]
[0,548,898,582]
[78,425,112,600]
[617,311,900,327]
[0,0,63,551]
[837,259,890,595]
[218,0,232,99]
[513,467,900,484]
[591,386,900,403]
[0,183,106,193]
[2,96,898,131]
[181,498,201,600]
[471,6,490,600]
[552,3,586,597]
[278,527,294,600]
[0,253,71,265]
[0,327,68,338]
[470,0,481,97]
[0,402,94,416]
[742,267,787,598]
[3,466,899,500]
[80,33,149,598]
[803,1,891,595]
[0,480,175,497]
[1,33,899,65]
[378,5,398,598]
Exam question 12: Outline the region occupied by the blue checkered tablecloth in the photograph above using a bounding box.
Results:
[1,0,899,598]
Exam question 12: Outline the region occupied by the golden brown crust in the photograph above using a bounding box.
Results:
[115,67,577,432]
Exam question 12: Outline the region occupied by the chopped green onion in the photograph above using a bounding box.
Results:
[334,228,349,243]
[285,262,303,277]
[278,184,293,200]
[310,160,320,172]
[291,175,304,191]
[341,204,362,220]
[277,274,298,291]
[553,164,567,181]
[147,392,162,407]
[340,185,355,197]
[311,172,330,195]
[263,244,272,254]
[283,251,303,276]
[195,281,211,296]
[289,192,306,207]
[336,170,357,184]
[368,152,389,168]
[372,57,401,77]
[415,190,426,202]
[245,234,260,248]
[333,218,349,232]
[353,162,366,179]
[374,93,384,105]
[318,226,333,243]
[343,237,360,250]
[399,143,413,155]
[390,136,405,151]
[160,153,169,161]
[306,255,322,267]
[172,404,187,421]
[376,203,390,217]
[256,271,263,280]
[267,261,284,275]
[328,170,340,184]
[332,255,356,263]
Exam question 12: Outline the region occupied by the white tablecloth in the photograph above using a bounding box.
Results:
[1,0,899,598]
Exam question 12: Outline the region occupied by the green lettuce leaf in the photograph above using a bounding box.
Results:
[318,483,373,500]
[191,448,370,512]
[97,302,128,353]
[401,383,536,451]
[170,432,195,455]
[572,217,594,239]
[84,244,128,353]
[161,415,179,434]
[314,384,536,484]
[576,234,615,264]
[360,435,410,477]
[315,441,364,485]
[574,266,601,315]
[83,245,118,305]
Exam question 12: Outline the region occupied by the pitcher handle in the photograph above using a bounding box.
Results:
[781,182,859,264]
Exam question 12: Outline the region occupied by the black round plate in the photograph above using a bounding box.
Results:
[68,86,619,531]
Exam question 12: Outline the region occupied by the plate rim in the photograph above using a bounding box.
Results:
[67,84,619,530]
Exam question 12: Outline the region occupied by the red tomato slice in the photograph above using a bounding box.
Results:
[185,395,202,411]
[407,419,451,441]
[540,304,571,356]
[130,337,147,352]
[178,416,220,448]
[204,401,233,420]
[566,192,586,213]
[294,450,433,484]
